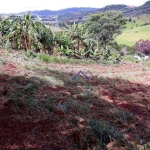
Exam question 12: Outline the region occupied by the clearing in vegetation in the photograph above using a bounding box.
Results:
[0,49,150,149]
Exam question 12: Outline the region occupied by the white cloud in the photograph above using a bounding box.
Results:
[0,0,148,13]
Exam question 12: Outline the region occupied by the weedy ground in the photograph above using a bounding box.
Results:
[0,49,150,149]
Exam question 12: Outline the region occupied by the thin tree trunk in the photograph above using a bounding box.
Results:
[77,40,80,50]
[24,36,29,51]
[44,44,46,53]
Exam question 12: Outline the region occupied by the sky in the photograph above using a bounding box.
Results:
[0,0,148,14]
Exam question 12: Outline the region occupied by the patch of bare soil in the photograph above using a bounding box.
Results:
[0,49,150,149]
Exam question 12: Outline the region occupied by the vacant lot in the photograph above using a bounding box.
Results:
[0,49,150,149]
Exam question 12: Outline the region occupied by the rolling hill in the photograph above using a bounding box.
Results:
[116,25,150,46]
[116,15,150,47]
[18,1,150,22]
[20,7,98,17]
[22,0,150,18]
[96,1,150,16]
[96,4,135,16]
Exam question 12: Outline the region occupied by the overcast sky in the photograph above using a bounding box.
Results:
[0,0,148,14]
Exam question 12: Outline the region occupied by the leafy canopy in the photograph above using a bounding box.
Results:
[86,11,127,47]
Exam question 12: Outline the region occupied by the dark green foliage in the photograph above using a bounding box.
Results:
[11,81,37,99]
[68,119,124,149]
[0,12,126,62]
[6,76,38,109]
[88,120,123,147]
[0,13,54,52]
[86,12,127,48]
[37,53,50,62]
[128,17,132,22]
[25,50,37,58]
[141,22,150,26]
[35,27,54,53]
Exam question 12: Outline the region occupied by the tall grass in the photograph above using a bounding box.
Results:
[25,51,99,64]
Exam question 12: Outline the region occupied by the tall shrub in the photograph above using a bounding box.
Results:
[134,39,150,55]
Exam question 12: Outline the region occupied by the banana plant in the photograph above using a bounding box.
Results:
[34,24,54,54]
[61,45,73,57]
[1,13,37,51]
[62,23,89,58]
[75,48,90,59]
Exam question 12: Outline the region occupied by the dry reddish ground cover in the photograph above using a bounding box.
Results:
[0,49,150,149]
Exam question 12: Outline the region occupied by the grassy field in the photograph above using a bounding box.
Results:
[125,14,150,29]
[116,25,150,46]
[116,14,150,46]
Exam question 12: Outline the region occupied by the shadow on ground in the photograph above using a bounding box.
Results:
[0,69,150,149]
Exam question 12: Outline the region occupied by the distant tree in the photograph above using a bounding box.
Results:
[134,39,150,55]
[85,12,127,49]
[128,17,132,22]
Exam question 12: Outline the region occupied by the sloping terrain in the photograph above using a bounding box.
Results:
[96,4,135,16]
[116,13,150,46]
[0,49,150,149]
[96,1,150,17]
[17,1,150,22]
[116,25,150,46]
[20,7,98,17]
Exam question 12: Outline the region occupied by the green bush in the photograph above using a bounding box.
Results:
[37,53,50,62]
[123,55,136,62]
[25,50,37,58]
[88,120,123,147]
[145,61,150,67]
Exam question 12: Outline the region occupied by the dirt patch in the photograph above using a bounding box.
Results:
[0,49,150,149]
[0,107,74,149]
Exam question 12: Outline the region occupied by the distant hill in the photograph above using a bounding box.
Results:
[18,1,150,22]
[129,0,150,16]
[96,1,150,16]
[97,4,135,14]
[25,7,98,17]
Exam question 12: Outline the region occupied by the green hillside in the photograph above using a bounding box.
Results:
[116,25,150,46]
[125,14,150,29]
[116,14,150,46]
